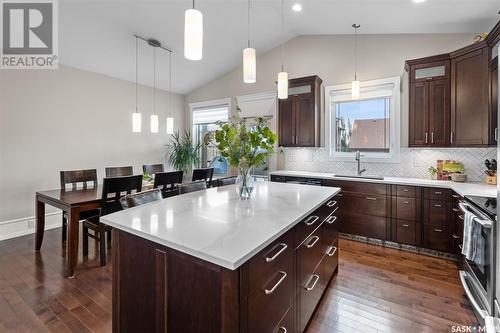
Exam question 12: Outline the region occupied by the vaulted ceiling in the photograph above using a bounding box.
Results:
[59,0,499,94]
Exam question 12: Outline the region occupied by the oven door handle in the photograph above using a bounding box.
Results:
[459,271,488,320]
[458,203,493,228]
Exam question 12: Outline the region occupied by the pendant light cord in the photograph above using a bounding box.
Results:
[281,0,285,72]
[153,47,156,115]
[169,51,173,116]
[135,36,139,112]
[192,0,195,9]
[247,0,251,48]
[353,24,360,81]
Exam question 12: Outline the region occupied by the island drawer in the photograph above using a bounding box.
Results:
[298,265,325,333]
[396,197,417,221]
[243,231,294,296]
[322,238,338,282]
[272,304,294,333]
[322,212,339,253]
[297,227,323,291]
[246,254,294,333]
[295,205,331,248]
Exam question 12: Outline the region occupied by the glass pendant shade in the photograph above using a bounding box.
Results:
[277,71,288,99]
[243,48,256,83]
[132,112,142,133]
[351,80,360,99]
[150,115,159,133]
[166,117,174,134]
[184,9,203,60]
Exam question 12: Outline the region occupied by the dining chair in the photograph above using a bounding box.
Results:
[59,169,99,243]
[120,189,163,209]
[154,171,183,198]
[105,166,133,177]
[142,164,164,175]
[217,176,237,187]
[178,180,207,195]
[82,174,143,266]
[192,168,214,187]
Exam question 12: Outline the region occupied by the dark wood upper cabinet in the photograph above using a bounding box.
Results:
[490,60,498,144]
[278,75,322,147]
[406,56,450,147]
[450,44,489,146]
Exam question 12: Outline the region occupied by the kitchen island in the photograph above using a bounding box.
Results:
[102,182,340,333]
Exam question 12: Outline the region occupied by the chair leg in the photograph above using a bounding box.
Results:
[82,226,89,256]
[62,216,67,243]
[99,225,107,266]
[107,230,112,249]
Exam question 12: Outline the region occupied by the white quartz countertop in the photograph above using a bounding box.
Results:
[269,170,496,198]
[101,182,340,270]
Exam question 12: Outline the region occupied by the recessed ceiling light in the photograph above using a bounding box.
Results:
[292,3,302,12]
[412,0,426,3]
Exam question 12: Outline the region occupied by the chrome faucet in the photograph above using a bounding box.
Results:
[355,151,366,175]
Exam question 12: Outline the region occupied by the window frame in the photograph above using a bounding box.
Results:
[324,76,401,163]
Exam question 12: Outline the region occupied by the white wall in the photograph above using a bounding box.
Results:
[0,65,185,240]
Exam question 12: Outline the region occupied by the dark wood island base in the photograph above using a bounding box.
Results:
[111,196,339,333]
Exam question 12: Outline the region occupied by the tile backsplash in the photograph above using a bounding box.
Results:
[282,147,496,182]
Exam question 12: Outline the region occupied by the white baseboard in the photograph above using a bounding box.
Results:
[0,212,63,241]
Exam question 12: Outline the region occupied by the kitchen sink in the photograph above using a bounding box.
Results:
[334,174,385,180]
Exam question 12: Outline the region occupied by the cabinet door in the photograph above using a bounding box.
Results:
[490,61,498,145]
[409,81,429,146]
[451,47,489,146]
[294,94,316,147]
[429,79,450,146]
[278,98,295,147]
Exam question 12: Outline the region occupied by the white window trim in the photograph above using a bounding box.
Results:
[189,97,232,126]
[324,76,401,163]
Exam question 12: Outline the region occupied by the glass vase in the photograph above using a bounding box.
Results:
[235,167,255,200]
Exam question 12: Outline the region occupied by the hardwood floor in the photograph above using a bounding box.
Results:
[0,228,475,332]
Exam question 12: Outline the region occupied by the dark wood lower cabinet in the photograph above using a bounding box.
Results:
[112,194,340,333]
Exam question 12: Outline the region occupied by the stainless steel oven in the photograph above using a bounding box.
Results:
[459,196,497,325]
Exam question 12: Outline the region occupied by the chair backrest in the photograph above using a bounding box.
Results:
[120,189,162,209]
[100,175,143,216]
[154,171,183,197]
[217,176,237,187]
[192,168,214,185]
[105,166,133,178]
[60,169,98,190]
[143,164,164,175]
[178,180,207,195]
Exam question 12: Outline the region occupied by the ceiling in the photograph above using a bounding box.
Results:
[59,0,499,94]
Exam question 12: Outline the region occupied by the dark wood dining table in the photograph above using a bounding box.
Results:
[35,186,102,278]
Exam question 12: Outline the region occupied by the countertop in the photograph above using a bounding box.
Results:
[269,170,496,198]
[101,182,340,270]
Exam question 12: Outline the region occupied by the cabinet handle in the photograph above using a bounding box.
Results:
[452,234,461,239]
[431,132,434,144]
[402,224,410,227]
[402,189,409,192]
[326,215,337,224]
[264,271,287,295]
[304,215,319,226]
[305,235,320,248]
[458,244,463,250]
[402,201,409,204]
[459,215,464,220]
[326,200,337,207]
[434,204,442,208]
[425,132,428,144]
[434,191,442,195]
[452,194,460,198]
[495,128,498,142]
[326,245,337,256]
[304,274,320,291]
[278,327,287,333]
[264,243,288,262]
[366,197,377,201]
[337,193,344,197]
[450,131,454,144]
[434,229,443,232]
[452,208,459,212]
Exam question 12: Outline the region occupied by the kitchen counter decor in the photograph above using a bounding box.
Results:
[211,107,277,199]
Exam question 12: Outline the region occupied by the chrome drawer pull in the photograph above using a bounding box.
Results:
[366,197,377,201]
[402,189,409,192]
[403,201,409,204]
[304,274,320,291]
[434,204,442,208]
[326,215,337,224]
[278,327,287,333]
[264,271,287,295]
[305,236,320,248]
[452,194,460,198]
[452,234,461,239]
[452,208,459,212]
[326,200,337,207]
[264,243,288,262]
[434,228,443,232]
[459,215,464,220]
[434,191,442,195]
[402,224,410,227]
[458,244,463,250]
[304,215,319,226]
[337,193,344,197]
[326,246,337,256]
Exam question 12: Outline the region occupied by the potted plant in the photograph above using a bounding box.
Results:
[168,130,202,181]
[428,166,438,180]
[211,108,277,199]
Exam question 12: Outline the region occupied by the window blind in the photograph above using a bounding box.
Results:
[192,105,229,125]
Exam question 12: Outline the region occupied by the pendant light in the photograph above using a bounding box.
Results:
[166,51,174,134]
[243,0,256,83]
[151,46,159,133]
[351,24,361,99]
[132,36,142,133]
[184,0,203,60]
[277,0,288,99]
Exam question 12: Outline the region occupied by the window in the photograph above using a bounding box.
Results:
[190,99,230,174]
[325,77,400,162]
